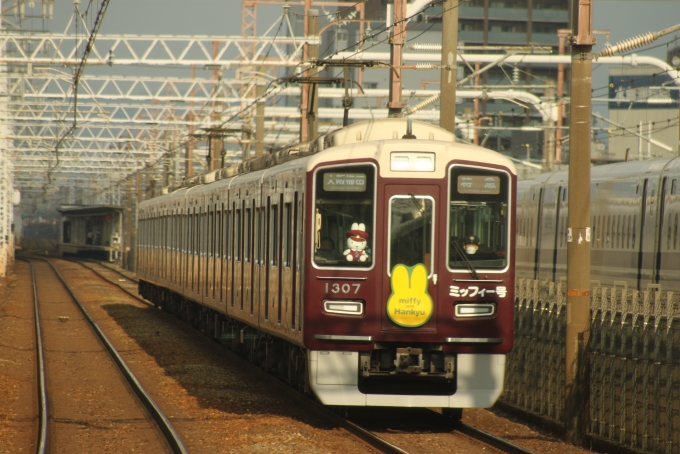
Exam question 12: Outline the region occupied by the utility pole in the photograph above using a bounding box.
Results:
[300,0,312,142]
[307,9,320,140]
[388,0,406,117]
[440,0,459,133]
[565,0,594,444]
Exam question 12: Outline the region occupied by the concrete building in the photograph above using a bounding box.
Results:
[607,67,680,162]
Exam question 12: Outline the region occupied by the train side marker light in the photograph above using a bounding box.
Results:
[323,300,364,315]
[455,303,495,317]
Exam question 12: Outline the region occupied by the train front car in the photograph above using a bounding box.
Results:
[304,121,516,409]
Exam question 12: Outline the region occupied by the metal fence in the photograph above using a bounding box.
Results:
[501,279,680,454]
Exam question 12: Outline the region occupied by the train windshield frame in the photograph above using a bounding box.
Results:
[312,163,376,269]
[447,165,510,272]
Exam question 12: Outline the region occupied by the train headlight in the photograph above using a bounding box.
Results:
[454,303,495,318]
[323,300,364,316]
[390,152,435,172]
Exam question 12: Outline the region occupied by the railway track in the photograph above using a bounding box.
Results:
[73,258,537,454]
[20,257,187,454]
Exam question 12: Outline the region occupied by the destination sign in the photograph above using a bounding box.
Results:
[323,173,367,192]
[457,175,500,194]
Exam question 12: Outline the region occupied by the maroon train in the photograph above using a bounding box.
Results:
[137,118,517,410]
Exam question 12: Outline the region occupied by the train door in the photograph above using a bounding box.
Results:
[234,200,244,313]
[280,191,296,334]
[242,200,254,318]
[653,177,668,283]
[637,178,657,289]
[659,178,679,286]
[532,188,544,278]
[554,187,568,281]
[243,199,256,318]
[381,184,439,332]
[253,199,264,320]
[268,195,282,325]
[206,201,215,303]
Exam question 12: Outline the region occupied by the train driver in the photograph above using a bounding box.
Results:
[462,235,480,255]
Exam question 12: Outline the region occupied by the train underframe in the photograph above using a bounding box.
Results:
[139,279,506,411]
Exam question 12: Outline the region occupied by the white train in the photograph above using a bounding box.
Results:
[516,157,680,290]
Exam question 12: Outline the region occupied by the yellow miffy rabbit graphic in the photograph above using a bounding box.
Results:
[386,263,434,327]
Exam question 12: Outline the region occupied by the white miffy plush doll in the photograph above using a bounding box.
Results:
[343,222,369,262]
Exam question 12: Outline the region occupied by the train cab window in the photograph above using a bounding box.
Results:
[448,167,509,271]
[313,165,375,267]
[389,195,434,274]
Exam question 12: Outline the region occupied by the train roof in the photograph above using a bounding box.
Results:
[520,157,680,189]
[149,118,512,204]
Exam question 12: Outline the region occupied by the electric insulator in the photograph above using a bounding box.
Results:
[408,44,441,52]
[599,32,656,57]
[414,64,437,70]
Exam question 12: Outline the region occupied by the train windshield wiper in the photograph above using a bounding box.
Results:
[451,240,479,280]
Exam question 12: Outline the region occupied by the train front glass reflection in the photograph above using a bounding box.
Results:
[448,167,509,270]
[313,165,375,267]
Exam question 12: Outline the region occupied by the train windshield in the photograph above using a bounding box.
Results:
[388,195,434,275]
[313,164,375,267]
[448,167,509,271]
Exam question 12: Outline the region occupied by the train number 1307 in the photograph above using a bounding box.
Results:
[325,283,361,294]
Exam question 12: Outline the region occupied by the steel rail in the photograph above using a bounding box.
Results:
[32,257,189,454]
[456,421,536,454]
[17,258,48,454]
[68,258,409,453]
[425,408,536,454]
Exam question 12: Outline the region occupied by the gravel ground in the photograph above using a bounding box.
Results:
[53,259,377,453]
[0,259,599,453]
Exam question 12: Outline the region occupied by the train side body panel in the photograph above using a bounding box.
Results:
[516,157,680,291]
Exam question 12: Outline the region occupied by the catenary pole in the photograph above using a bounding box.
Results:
[439,0,458,134]
[565,0,593,444]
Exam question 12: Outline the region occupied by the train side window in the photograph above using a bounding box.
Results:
[271,204,279,266]
[245,207,252,263]
[671,179,677,195]
[313,165,375,268]
[216,207,222,259]
[208,209,213,257]
[235,208,242,261]
[260,208,266,264]
[668,213,672,250]
[674,213,678,250]
[606,216,611,248]
[283,202,292,267]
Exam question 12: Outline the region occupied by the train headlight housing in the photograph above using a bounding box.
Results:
[454,303,496,318]
[323,300,364,316]
[390,152,435,172]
